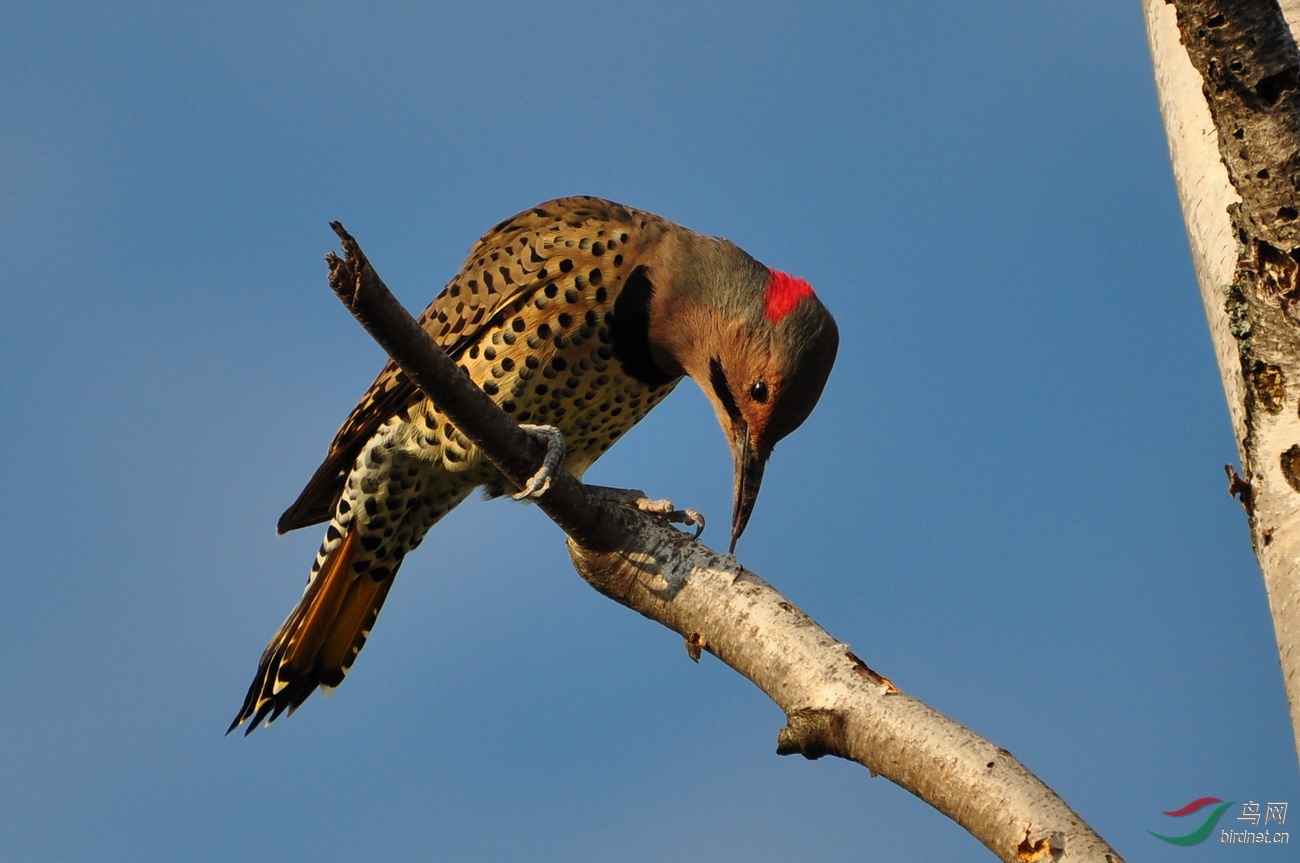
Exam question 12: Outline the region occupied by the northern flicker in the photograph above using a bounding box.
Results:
[229,196,838,733]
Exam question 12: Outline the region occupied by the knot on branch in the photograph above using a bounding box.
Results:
[777,708,849,761]
[566,513,703,600]
[1015,827,1066,862]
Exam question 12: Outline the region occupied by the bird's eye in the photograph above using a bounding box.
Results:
[749,381,769,403]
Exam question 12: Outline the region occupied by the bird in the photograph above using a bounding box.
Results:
[228,196,838,733]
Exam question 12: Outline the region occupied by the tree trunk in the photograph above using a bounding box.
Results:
[1144,0,1300,761]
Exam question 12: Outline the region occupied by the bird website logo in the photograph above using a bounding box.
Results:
[1148,797,1289,846]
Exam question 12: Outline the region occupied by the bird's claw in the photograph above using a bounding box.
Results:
[585,486,705,538]
[637,500,706,538]
[512,424,566,500]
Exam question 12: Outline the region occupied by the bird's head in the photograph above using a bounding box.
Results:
[647,239,839,552]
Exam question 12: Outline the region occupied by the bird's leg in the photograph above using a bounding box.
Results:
[512,424,566,500]
[584,485,706,538]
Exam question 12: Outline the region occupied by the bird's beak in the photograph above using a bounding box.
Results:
[729,423,767,553]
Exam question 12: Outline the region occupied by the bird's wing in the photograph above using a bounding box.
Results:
[276,196,660,533]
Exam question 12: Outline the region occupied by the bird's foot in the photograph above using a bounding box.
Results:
[512,424,566,500]
[585,485,706,538]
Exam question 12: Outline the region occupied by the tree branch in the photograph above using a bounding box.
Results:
[324,223,1125,862]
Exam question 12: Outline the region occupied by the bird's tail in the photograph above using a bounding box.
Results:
[228,528,396,734]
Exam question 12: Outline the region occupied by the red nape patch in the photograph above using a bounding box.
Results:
[763,268,815,322]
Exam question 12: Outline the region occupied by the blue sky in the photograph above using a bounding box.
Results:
[2,1,1295,860]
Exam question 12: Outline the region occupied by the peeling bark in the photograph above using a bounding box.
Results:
[322,223,1125,860]
[1145,0,1300,760]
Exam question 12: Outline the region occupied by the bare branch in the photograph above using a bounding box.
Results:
[324,223,1125,862]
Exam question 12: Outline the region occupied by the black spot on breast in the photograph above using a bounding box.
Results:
[608,270,676,387]
[559,259,574,273]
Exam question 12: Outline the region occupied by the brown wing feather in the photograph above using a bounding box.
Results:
[276,363,416,533]
[277,196,665,533]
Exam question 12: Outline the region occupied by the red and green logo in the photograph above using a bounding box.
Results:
[1149,797,1234,845]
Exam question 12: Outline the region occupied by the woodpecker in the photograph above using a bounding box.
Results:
[229,197,838,733]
